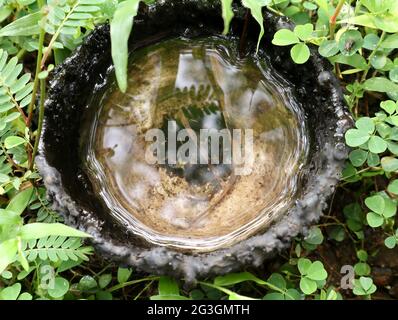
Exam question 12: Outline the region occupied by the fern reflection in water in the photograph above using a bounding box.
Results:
[80,37,308,251]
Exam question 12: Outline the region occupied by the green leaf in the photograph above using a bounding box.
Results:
[221,0,234,34]
[214,272,266,286]
[363,34,380,50]
[389,67,398,83]
[329,53,368,70]
[272,29,300,46]
[158,276,179,296]
[359,276,376,293]
[306,261,327,281]
[384,236,397,249]
[0,283,21,300]
[304,226,323,245]
[365,195,385,214]
[299,277,317,295]
[338,30,363,56]
[363,77,398,93]
[387,180,398,195]
[368,136,387,154]
[349,149,368,167]
[374,14,398,33]
[370,52,387,70]
[117,267,132,284]
[19,223,91,240]
[242,0,266,52]
[150,294,191,300]
[381,34,398,49]
[380,100,396,114]
[0,239,18,275]
[99,274,112,289]
[4,136,26,149]
[381,156,398,172]
[294,23,313,41]
[318,40,339,57]
[110,0,141,92]
[366,211,384,227]
[290,43,310,64]
[47,277,69,298]
[356,117,375,133]
[6,187,34,215]
[345,129,370,147]
[298,258,312,275]
[0,12,41,37]
[78,275,97,291]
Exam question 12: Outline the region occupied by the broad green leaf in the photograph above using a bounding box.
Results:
[221,0,234,34]
[6,187,34,215]
[384,236,397,249]
[4,136,26,149]
[338,30,363,56]
[368,136,387,154]
[363,34,380,50]
[47,277,69,298]
[318,40,339,57]
[345,129,370,147]
[0,283,21,300]
[356,117,374,133]
[290,43,310,64]
[19,223,91,240]
[329,54,368,70]
[370,52,387,70]
[380,100,396,114]
[363,77,398,93]
[214,272,266,286]
[374,14,398,33]
[340,14,377,29]
[0,12,41,37]
[150,294,190,300]
[365,195,385,214]
[389,67,398,83]
[294,23,313,41]
[272,29,299,46]
[158,276,179,296]
[110,0,141,92]
[298,258,312,275]
[381,34,398,49]
[242,0,266,52]
[0,239,18,274]
[306,261,327,281]
[304,226,323,245]
[381,156,398,172]
[117,267,132,284]
[387,180,398,195]
[299,277,317,294]
[349,149,368,167]
[366,212,384,227]
[99,274,112,289]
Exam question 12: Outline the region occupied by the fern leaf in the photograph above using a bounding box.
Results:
[23,236,93,263]
[0,49,33,121]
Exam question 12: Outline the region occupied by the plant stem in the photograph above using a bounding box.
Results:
[329,0,345,40]
[30,78,45,170]
[360,31,387,82]
[107,276,159,292]
[27,13,46,127]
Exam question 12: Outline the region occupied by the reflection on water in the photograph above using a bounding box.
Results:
[80,37,308,251]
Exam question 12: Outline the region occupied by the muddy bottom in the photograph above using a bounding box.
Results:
[80,37,309,251]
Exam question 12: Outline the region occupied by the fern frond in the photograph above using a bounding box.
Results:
[0,49,33,123]
[41,0,106,64]
[23,236,93,263]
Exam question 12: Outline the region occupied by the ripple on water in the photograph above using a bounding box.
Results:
[80,37,309,251]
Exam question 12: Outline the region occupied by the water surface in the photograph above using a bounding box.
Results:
[81,37,308,251]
